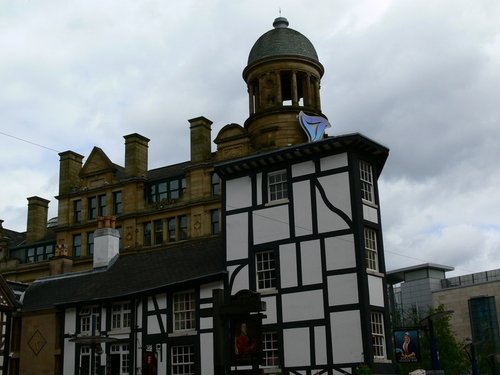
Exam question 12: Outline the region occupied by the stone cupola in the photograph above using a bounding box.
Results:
[243,17,325,151]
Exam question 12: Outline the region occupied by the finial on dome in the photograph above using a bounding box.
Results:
[273,17,289,29]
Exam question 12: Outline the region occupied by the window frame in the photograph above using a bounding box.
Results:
[262,331,280,368]
[171,345,195,375]
[179,215,188,241]
[111,302,131,331]
[148,176,186,204]
[211,172,221,196]
[371,311,386,360]
[167,217,176,242]
[88,196,97,220]
[73,234,82,258]
[267,170,288,203]
[154,219,163,245]
[98,194,107,216]
[364,227,379,272]
[360,160,375,204]
[79,305,101,336]
[73,200,82,223]
[110,343,130,375]
[143,222,152,247]
[210,209,220,235]
[172,291,196,332]
[87,232,94,256]
[256,250,277,292]
[113,191,123,215]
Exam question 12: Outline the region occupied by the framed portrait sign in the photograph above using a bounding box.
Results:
[394,329,420,363]
[231,315,262,366]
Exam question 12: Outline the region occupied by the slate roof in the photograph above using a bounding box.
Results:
[2,228,26,248]
[147,160,191,181]
[22,236,225,312]
[247,17,320,66]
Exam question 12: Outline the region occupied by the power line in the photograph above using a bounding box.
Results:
[0,130,61,153]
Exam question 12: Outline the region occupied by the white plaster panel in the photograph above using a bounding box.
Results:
[226,176,252,210]
[293,181,313,236]
[282,290,324,322]
[283,327,310,367]
[316,190,349,234]
[363,204,379,224]
[200,315,213,330]
[368,274,385,307]
[226,213,248,261]
[292,160,315,177]
[201,333,214,375]
[157,343,167,374]
[320,153,348,171]
[64,308,76,334]
[330,310,363,363]
[256,173,262,205]
[327,273,359,306]
[228,264,249,295]
[136,301,143,329]
[314,326,328,365]
[63,339,76,375]
[318,173,351,218]
[301,240,323,285]
[324,235,356,271]
[262,295,277,324]
[279,243,298,288]
[147,314,161,335]
[200,281,223,299]
[253,205,290,245]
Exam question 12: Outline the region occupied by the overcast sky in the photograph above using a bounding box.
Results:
[1,0,499,277]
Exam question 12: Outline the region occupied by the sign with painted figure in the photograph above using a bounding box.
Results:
[231,315,262,366]
[394,329,420,363]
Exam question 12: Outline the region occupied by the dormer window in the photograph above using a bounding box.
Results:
[147,176,186,204]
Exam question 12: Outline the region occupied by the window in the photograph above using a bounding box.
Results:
[110,344,130,375]
[74,200,82,223]
[73,234,82,257]
[167,217,176,242]
[371,312,385,359]
[111,302,131,330]
[80,306,100,335]
[148,176,186,203]
[364,228,378,271]
[173,291,195,332]
[144,222,152,246]
[171,345,195,375]
[79,346,101,375]
[87,232,94,256]
[268,170,288,202]
[210,209,220,235]
[211,173,221,196]
[17,244,54,263]
[179,215,188,240]
[113,191,123,215]
[262,332,280,367]
[256,251,276,291]
[360,161,375,204]
[154,220,163,244]
[116,226,123,249]
[88,197,97,220]
[98,194,106,216]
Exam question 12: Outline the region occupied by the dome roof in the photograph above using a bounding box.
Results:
[247,17,319,66]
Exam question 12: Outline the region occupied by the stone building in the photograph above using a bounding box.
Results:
[0,17,394,375]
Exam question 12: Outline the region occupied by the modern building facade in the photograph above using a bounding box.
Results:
[0,17,394,375]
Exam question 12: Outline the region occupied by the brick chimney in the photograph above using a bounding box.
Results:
[93,216,120,269]
[124,133,150,178]
[58,151,84,195]
[26,196,50,243]
[189,116,213,163]
[49,242,73,275]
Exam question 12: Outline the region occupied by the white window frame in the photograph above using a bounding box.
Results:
[80,305,100,335]
[173,291,196,332]
[256,250,277,292]
[111,302,131,331]
[110,344,130,375]
[360,161,375,204]
[267,170,288,203]
[79,346,101,375]
[364,228,378,271]
[262,332,280,368]
[371,312,386,360]
[171,345,195,375]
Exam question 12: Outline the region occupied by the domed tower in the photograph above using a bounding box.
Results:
[243,17,326,150]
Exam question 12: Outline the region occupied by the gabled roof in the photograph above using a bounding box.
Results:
[80,147,118,177]
[22,236,225,312]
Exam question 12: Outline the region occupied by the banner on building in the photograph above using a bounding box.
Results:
[394,329,420,363]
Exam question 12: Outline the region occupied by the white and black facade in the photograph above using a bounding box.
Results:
[216,134,393,374]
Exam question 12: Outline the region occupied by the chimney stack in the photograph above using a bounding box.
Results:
[58,151,84,195]
[189,117,213,163]
[93,216,120,269]
[124,133,150,178]
[26,196,50,243]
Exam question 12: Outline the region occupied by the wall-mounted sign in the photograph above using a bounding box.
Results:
[231,315,262,367]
